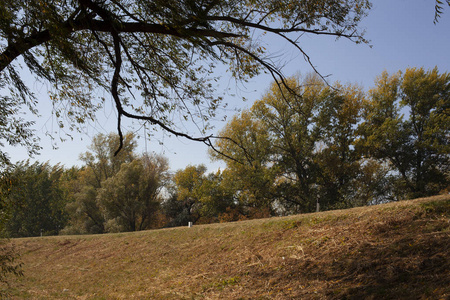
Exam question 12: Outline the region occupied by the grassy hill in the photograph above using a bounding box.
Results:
[5,195,450,299]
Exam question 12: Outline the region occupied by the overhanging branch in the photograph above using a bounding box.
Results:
[0,19,241,73]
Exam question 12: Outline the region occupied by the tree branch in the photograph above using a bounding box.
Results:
[207,15,360,40]
[0,19,241,73]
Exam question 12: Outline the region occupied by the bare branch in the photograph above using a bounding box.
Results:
[207,15,361,40]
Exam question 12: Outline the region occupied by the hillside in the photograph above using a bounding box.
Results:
[5,195,450,299]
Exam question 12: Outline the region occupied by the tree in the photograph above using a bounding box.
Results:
[357,67,450,199]
[65,183,105,234]
[0,0,371,153]
[214,76,326,213]
[211,109,276,215]
[0,92,40,168]
[79,132,137,188]
[2,161,68,237]
[214,75,390,213]
[168,165,235,225]
[64,132,137,234]
[197,170,235,222]
[97,154,169,232]
[171,165,208,225]
[314,82,366,209]
[252,75,325,212]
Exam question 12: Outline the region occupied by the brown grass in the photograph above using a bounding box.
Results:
[5,194,450,299]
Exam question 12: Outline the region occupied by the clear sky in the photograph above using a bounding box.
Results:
[5,0,450,172]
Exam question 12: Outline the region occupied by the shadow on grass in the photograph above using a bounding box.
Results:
[235,200,449,299]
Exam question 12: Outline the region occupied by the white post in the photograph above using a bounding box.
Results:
[188,222,193,228]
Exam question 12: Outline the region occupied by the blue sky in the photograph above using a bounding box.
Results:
[5,0,450,172]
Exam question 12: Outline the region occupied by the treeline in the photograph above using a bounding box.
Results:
[0,67,448,237]
[212,67,450,214]
[0,133,170,236]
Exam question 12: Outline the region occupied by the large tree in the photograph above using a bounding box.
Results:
[2,161,68,237]
[357,67,450,199]
[313,81,365,209]
[211,108,276,214]
[97,154,169,232]
[170,165,208,225]
[214,75,391,213]
[251,75,324,212]
[79,132,137,188]
[64,132,136,234]
[169,165,235,225]
[0,0,371,153]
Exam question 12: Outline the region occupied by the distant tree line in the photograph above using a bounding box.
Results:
[0,67,448,237]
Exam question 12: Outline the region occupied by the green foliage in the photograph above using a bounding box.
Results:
[63,132,169,233]
[0,90,40,168]
[170,165,208,224]
[79,132,137,188]
[166,165,235,225]
[65,184,105,234]
[314,82,367,208]
[2,161,68,237]
[169,165,207,224]
[195,171,235,221]
[358,67,450,199]
[215,67,448,212]
[212,108,275,215]
[213,75,389,214]
[251,75,321,212]
[0,0,371,147]
[97,154,169,232]
[64,132,137,234]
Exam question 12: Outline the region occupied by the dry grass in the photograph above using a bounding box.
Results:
[5,194,450,299]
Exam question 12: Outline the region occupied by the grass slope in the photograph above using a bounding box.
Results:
[5,195,450,299]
